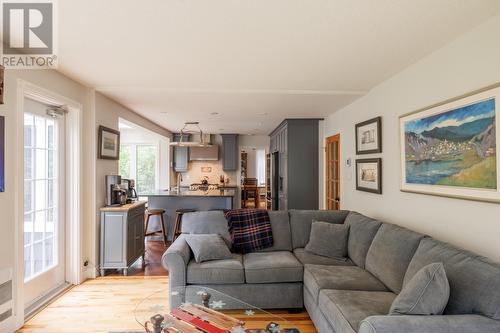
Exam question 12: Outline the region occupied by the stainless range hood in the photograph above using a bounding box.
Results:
[189,133,218,160]
[190,144,219,161]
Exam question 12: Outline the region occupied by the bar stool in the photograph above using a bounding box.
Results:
[144,208,168,246]
[173,209,196,241]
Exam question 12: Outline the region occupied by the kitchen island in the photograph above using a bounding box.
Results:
[145,189,235,241]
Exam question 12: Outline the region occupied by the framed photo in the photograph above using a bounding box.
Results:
[400,84,500,203]
[356,158,382,194]
[0,116,4,192]
[356,116,382,154]
[98,125,120,160]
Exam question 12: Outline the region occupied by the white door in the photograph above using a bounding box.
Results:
[23,98,66,308]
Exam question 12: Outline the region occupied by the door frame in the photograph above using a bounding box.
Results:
[325,134,341,210]
[14,80,83,326]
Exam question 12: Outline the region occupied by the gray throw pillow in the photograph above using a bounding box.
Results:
[389,262,450,315]
[305,221,349,260]
[184,234,233,263]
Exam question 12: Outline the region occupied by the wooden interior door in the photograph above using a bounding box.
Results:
[326,134,340,210]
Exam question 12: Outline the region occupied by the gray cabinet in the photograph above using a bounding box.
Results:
[221,134,238,171]
[173,133,190,172]
[100,202,146,276]
[270,119,321,210]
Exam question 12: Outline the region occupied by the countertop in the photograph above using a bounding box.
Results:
[100,201,147,212]
[145,189,235,197]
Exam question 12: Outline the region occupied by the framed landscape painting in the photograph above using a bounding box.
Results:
[400,85,500,203]
[98,126,120,160]
[356,158,382,194]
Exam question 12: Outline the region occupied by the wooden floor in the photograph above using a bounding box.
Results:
[106,240,169,277]
[17,277,316,333]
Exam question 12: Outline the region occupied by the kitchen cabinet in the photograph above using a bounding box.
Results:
[173,133,190,172]
[269,119,321,210]
[221,134,238,171]
[100,202,146,276]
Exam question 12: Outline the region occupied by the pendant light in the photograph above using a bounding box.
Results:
[169,122,213,147]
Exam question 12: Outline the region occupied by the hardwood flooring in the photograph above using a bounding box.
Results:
[17,277,317,333]
[106,240,169,277]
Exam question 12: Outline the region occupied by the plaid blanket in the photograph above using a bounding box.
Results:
[224,209,273,253]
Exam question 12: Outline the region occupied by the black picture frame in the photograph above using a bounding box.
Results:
[356,158,382,194]
[355,116,382,154]
[98,125,120,160]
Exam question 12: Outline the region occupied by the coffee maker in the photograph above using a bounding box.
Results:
[121,178,138,203]
[106,175,127,206]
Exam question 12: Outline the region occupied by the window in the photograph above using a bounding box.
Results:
[256,149,266,186]
[119,144,158,194]
[24,113,59,281]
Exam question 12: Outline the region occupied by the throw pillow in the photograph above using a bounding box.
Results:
[305,221,349,259]
[389,262,450,315]
[184,234,233,263]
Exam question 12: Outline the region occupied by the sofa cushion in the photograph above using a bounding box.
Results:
[181,211,231,246]
[319,290,396,333]
[360,314,500,333]
[305,221,349,259]
[345,211,382,268]
[243,251,303,283]
[184,234,233,263]
[258,211,293,252]
[365,223,424,293]
[289,210,349,249]
[390,262,450,315]
[294,248,354,266]
[304,264,388,304]
[187,253,244,284]
[404,237,500,319]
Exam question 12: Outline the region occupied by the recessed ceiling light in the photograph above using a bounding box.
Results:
[210,112,219,115]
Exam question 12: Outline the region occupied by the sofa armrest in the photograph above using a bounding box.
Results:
[162,235,191,307]
[359,315,500,333]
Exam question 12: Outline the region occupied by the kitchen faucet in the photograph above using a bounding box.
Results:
[177,173,183,194]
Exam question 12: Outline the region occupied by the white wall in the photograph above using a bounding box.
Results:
[323,14,500,262]
[93,92,172,276]
[243,149,258,178]
[238,134,271,150]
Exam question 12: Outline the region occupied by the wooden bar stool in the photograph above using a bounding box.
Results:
[173,209,196,241]
[144,208,168,246]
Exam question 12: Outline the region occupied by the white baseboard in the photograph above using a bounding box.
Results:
[83,267,97,281]
[0,316,18,333]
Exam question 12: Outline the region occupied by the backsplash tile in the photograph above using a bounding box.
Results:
[180,160,237,186]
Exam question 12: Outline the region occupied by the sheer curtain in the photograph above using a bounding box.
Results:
[256,149,266,186]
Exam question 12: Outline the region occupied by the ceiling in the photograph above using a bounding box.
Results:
[57,0,500,134]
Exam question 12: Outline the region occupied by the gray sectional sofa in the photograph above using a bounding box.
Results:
[162,210,500,333]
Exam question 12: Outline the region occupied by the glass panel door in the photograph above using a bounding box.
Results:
[326,134,340,210]
[23,98,65,308]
